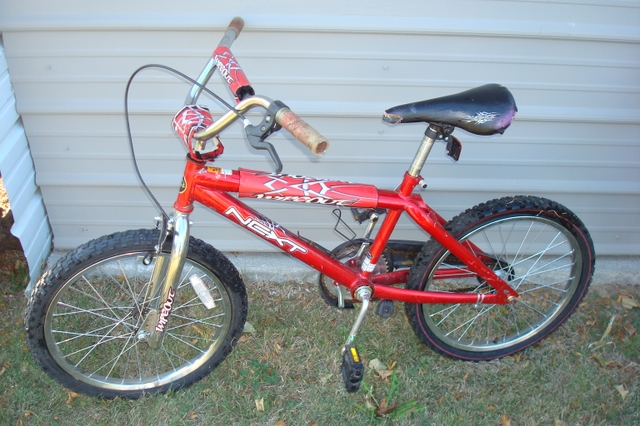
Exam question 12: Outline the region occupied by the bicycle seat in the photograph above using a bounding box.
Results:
[382,84,517,136]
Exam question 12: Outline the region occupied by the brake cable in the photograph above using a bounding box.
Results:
[123,64,246,221]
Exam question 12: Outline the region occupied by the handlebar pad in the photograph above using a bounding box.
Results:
[275,108,329,156]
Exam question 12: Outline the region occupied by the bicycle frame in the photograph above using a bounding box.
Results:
[169,155,519,306]
[141,18,520,348]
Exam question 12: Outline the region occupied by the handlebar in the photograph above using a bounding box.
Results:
[193,96,329,157]
[185,17,245,104]
[188,17,330,158]
[275,108,329,156]
[219,17,245,46]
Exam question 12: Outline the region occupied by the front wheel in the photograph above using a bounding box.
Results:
[25,229,248,398]
[405,196,595,361]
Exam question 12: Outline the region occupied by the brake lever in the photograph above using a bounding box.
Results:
[245,131,283,173]
[244,100,287,173]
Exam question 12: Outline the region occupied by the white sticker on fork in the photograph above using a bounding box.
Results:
[189,274,216,309]
[361,254,375,273]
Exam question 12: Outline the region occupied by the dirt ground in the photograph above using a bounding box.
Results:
[0,177,28,288]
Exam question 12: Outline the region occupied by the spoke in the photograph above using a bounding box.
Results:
[478,220,517,264]
[517,277,574,294]
[434,305,461,327]
[139,259,157,307]
[165,332,206,354]
[104,332,138,380]
[523,293,562,308]
[512,231,564,288]
[480,229,499,260]
[161,345,189,368]
[526,253,575,277]
[67,285,116,309]
[511,221,536,268]
[176,264,196,291]
[54,302,137,328]
[132,338,143,383]
[507,240,571,271]
[445,304,494,339]
[71,312,134,367]
[513,262,575,283]
[52,322,132,344]
[174,297,223,311]
[506,306,527,336]
[505,305,520,340]
[81,276,124,323]
[86,335,141,380]
[113,260,144,319]
[152,345,161,382]
[62,324,133,360]
[512,298,548,318]
[168,332,215,343]
[466,305,497,344]
[54,305,133,317]
[497,221,517,261]
[484,305,492,343]
[429,303,462,326]
[167,313,225,331]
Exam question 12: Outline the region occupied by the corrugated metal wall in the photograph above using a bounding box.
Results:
[0,1,638,260]
[0,41,52,292]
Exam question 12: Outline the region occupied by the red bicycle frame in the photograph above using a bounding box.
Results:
[173,157,519,306]
[154,17,520,317]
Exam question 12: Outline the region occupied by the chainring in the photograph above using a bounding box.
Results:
[318,239,391,309]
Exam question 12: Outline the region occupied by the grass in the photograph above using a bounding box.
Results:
[1,274,639,425]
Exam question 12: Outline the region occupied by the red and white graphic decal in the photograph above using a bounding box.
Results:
[224,206,307,254]
[238,169,378,208]
[213,46,252,100]
[172,105,224,161]
[173,105,213,150]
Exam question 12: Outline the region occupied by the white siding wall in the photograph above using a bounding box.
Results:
[0,42,52,293]
[0,1,638,262]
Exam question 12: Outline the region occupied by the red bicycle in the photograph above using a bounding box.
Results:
[25,18,595,398]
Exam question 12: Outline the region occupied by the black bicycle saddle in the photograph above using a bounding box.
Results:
[382,84,517,136]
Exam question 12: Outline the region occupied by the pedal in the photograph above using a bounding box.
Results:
[341,343,364,393]
[376,300,395,318]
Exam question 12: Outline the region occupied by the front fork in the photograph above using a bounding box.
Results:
[137,210,190,349]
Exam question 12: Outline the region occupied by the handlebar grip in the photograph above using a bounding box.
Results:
[219,17,244,47]
[275,108,329,156]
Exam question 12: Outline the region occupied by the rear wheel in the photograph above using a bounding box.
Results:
[405,196,595,361]
[25,229,247,398]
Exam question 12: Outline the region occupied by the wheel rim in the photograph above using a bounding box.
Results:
[44,251,233,392]
[422,215,583,353]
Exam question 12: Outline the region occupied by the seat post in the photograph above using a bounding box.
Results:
[407,126,439,177]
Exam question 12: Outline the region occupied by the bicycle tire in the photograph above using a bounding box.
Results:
[25,229,247,398]
[405,196,595,361]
